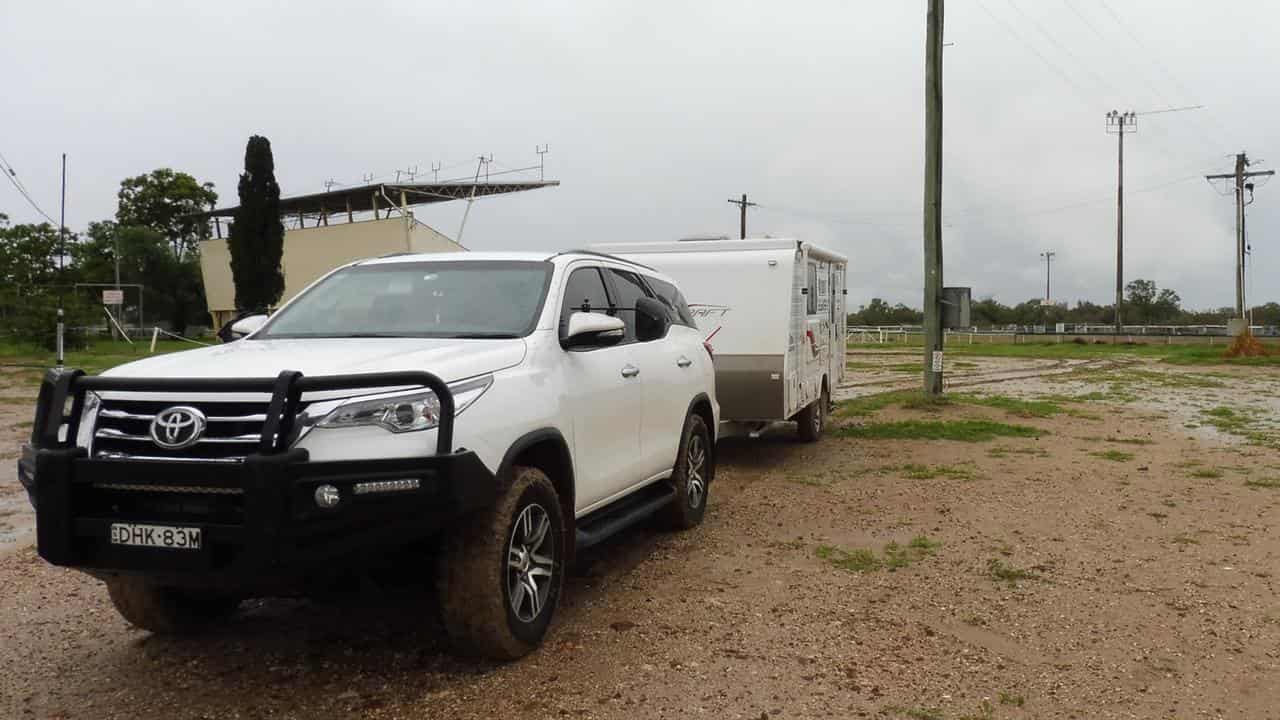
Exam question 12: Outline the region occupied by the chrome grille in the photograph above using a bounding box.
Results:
[90,399,299,462]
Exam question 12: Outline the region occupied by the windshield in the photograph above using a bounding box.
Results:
[255,260,552,339]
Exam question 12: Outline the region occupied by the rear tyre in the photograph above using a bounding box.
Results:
[659,413,712,530]
[435,465,565,660]
[105,578,240,634]
[796,385,828,443]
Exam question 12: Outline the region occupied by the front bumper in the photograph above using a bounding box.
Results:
[27,368,496,590]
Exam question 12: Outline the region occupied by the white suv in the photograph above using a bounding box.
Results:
[20,250,718,660]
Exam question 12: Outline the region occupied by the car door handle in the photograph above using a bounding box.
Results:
[621,364,640,378]
[676,356,692,368]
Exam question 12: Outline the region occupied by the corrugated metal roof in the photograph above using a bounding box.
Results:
[191,180,560,219]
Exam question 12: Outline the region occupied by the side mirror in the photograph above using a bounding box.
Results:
[562,312,625,349]
[635,297,671,342]
[227,314,269,341]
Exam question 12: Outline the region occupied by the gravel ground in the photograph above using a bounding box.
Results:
[2,359,1279,719]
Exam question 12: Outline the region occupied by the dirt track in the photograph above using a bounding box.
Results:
[2,359,1280,719]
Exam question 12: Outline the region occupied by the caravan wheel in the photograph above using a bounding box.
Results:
[796,386,828,442]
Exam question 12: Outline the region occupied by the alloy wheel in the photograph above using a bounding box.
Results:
[506,503,555,623]
[687,434,706,509]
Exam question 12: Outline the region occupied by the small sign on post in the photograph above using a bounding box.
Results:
[931,351,944,373]
[102,289,124,305]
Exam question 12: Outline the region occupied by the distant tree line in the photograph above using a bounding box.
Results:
[850,279,1280,328]
[2,136,287,348]
[0,168,216,347]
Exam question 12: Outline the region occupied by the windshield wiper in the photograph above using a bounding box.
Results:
[447,332,521,339]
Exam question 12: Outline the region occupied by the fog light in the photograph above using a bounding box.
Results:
[314,484,340,508]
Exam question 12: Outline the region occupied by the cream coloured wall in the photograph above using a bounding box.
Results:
[200,215,465,327]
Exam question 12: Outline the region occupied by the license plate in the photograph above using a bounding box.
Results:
[110,523,202,550]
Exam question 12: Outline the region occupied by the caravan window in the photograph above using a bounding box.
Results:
[644,276,697,328]
[607,269,654,342]
[806,262,818,315]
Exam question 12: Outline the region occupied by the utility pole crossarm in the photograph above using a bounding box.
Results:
[1205,170,1274,180]
[1205,152,1273,323]
[727,194,758,239]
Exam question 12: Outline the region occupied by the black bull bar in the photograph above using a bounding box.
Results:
[28,368,497,584]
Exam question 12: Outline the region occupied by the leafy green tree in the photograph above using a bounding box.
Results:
[0,216,94,348]
[1124,279,1158,323]
[1152,288,1182,324]
[1251,302,1280,326]
[0,218,62,286]
[228,136,286,311]
[72,220,206,334]
[112,170,217,332]
[116,168,217,259]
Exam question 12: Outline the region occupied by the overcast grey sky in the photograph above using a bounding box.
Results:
[3,1,1276,310]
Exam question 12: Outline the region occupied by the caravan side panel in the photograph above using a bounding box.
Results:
[607,247,793,421]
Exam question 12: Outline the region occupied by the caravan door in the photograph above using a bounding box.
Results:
[830,263,846,385]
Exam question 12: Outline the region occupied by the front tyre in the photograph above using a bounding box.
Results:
[105,578,240,634]
[659,413,713,530]
[436,465,565,660]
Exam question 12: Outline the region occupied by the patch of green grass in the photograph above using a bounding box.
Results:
[1245,477,1280,490]
[953,393,1063,418]
[897,463,976,480]
[817,535,941,573]
[1189,468,1224,479]
[987,444,1050,459]
[845,361,882,370]
[851,338,1280,366]
[8,420,32,430]
[0,338,195,382]
[1090,449,1135,462]
[835,420,1044,443]
[816,545,880,572]
[1172,534,1200,545]
[0,395,36,406]
[885,362,922,373]
[959,699,996,720]
[900,393,953,412]
[997,692,1025,707]
[835,390,921,418]
[884,706,945,720]
[988,558,1039,584]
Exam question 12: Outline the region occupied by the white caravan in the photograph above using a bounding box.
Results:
[594,238,847,441]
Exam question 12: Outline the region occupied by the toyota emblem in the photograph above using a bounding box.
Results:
[149,406,208,450]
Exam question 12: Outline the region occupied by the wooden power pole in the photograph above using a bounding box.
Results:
[922,0,944,397]
[1106,111,1136,336]
[727,194,757,239]
[1206,152,1273,327]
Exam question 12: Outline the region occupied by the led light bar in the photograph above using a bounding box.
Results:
[352,478,421,495]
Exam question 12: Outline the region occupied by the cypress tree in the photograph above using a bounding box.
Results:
[228,135,285,312]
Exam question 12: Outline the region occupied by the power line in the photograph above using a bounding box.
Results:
[974,0,1100,108]
[1093,0,1235,148]
[1002,0,1123,98]
[0,151,58,224]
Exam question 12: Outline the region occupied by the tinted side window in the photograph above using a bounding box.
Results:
[560,268,613,333]
[645,277,697,328]
[607,269,653,342]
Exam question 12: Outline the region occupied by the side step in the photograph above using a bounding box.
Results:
[575,480,675,550]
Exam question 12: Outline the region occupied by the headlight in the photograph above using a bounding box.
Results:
[313,375,493,434]
[76,391,101,450]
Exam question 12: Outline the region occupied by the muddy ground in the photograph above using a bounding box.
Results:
[1,356,1279,719]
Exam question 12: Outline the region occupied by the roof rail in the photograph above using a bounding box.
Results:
[552,249,657,272]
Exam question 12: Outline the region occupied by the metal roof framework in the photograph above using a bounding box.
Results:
[192,180,560,231]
